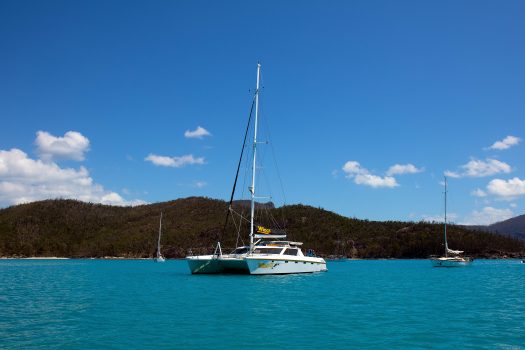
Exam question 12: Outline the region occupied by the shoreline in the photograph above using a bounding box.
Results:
[1,256,523,261]
[0,256,153,260]
[1,257,71,260]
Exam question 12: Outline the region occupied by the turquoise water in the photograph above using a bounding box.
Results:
[1,259,524,349]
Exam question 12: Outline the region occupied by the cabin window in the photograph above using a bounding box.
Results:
[284,248,298,256]
[253,248,283,255]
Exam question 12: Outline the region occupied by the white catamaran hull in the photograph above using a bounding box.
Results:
[187,255,327,275]
[245,257,327,274]
[187,255,249,274]
[431,258,472,267]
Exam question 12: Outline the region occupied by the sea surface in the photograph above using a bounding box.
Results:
[1,259,524,349]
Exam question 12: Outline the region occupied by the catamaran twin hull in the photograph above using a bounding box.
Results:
[187,255,327,275]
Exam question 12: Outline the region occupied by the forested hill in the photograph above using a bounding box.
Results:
[466,214,525,241]
[0,197,524,259]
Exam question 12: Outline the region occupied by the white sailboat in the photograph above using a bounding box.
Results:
[186,64,327,275]
[155,212,166,263]
[431,177,472,267]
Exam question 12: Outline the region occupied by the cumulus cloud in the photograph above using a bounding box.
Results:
[342,161,398,188]
[443,170,460,178]
[354,174,398,188]
[0,148,144,207]
[461,206,514,226]
[342,161,368,175]
[445,158,511,178]
[486,177,525,198]
[145,154,205,168]
[488,135,521,150]
[35,131,90,161]
[184,126,211,139]
[386,164,424,176]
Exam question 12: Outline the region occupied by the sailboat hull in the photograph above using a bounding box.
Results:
[245,257,327,274]
[431,257,472,267]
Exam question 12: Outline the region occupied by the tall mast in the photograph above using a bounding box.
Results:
[249,63,261,252]
[444,176,448,257]
[157,212,163,258]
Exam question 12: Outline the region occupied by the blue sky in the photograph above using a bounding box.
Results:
[1,0,524,225]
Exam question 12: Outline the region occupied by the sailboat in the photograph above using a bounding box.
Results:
[430,177,472,267]
[155,212,166,263]
[186,64,327,275]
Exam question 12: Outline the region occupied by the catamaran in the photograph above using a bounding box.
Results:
[186,64,327,275]
[155,212,165,263]
[431,177,472,267]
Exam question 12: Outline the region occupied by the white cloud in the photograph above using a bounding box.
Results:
[487,177,525,198]
[35,131,90,161]
[461,206,514,225]
[488,135,521,150]
[471,188,487,197]
[462,159,511,177]
[184,126,211,139]
[145,154,176,167]
[342,161,398,188]
[386,163,424,176]
[354,174,398,188]
[0,148,144,207]
[145,154,205,167]
[443,170,460,178]
[510,203,517,208]
[445,158,511,178]
[342,161,368,175]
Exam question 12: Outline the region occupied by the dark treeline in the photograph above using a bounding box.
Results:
[0,197,523,259]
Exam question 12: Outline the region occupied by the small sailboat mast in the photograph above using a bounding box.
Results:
[431,176,472,266]
[444,176,448,257]
[249,63,261,252]
[157,212,163,259]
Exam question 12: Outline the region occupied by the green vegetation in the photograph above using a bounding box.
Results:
[0,197,523,258]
